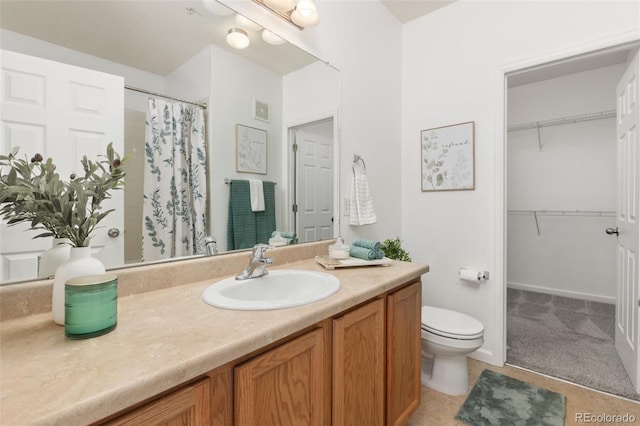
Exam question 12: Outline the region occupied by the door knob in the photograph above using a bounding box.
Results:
[108,228,121,238]
[605,227,619,236]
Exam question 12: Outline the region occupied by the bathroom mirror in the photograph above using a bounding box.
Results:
[0,0,340,284]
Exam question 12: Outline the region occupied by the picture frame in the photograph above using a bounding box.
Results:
[420,121,475,192]
[236,124,267,174]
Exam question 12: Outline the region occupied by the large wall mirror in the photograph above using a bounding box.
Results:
[0,0,341,285]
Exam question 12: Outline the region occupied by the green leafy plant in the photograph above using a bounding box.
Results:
[0,143,126,247]
[381,237,412,262]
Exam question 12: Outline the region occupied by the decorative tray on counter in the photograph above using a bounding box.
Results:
[315,255,393,270]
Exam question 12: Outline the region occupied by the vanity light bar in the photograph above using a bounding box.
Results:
[250,0,304,30]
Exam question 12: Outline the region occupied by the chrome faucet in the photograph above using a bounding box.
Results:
[235,244,273,280]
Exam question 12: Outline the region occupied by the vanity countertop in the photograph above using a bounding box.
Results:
[0,257,428,425]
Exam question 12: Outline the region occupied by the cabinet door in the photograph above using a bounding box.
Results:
[103,378,211,426]
[332,299,385,426]
[387,280,422,426]
[235,327,326,426]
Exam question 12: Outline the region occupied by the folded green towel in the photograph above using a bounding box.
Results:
[375,249,385,259]
[349,246,377,260]
[272,231,297,239]
[353,238,381,251]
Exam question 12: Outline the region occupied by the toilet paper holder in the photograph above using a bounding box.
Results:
[459,268,490,281]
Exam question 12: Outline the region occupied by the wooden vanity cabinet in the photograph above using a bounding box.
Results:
[103,378,211,426]
[332,298,386,426]
[386,280,422,426]
[100,279,421,426]
[234,327,328,426]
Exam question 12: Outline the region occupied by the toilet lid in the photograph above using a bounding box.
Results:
[421,306,484,339]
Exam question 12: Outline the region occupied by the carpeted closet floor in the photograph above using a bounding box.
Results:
[507,288,640,401]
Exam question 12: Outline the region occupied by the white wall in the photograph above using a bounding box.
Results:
[223,0,403,246]
[507,64,624,303]
[401,0,639,365]
[209,45,284,251]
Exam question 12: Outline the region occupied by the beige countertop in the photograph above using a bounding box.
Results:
[0,257,428,425]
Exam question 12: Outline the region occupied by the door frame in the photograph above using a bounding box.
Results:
[284,111,340,238]
[493,32,640,366]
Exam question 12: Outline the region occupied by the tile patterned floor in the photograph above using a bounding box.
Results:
[407,358,640,425]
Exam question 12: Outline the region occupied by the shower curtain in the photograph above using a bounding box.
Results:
[142,98,207,261]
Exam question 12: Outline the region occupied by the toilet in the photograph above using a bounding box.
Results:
[420,305,484,395]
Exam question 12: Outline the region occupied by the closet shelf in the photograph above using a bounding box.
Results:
[507,110,616,132]
[508,209,615,218]
[508,209,615,236]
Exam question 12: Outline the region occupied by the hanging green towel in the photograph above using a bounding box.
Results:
[353,238,381,251]
[255,181,276,245]
[227,180,256,250]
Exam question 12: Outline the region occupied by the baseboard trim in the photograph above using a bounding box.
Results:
[507,281,615,305]
[470,348,499,366]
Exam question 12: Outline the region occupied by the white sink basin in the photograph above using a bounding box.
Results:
[202,269,340,310]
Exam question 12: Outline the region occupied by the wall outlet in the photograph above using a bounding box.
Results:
[343,197,350,216]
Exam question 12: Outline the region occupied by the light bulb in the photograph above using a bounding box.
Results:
[261,29,286,45]
[226,28,250,49]
[235,14,262,32]
[291,0,319,27]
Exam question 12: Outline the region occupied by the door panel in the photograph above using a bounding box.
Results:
[615,48,640,392]
[0,50,124,281]
[295,121,333,243]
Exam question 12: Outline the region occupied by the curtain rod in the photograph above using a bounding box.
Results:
[124,85,207,109]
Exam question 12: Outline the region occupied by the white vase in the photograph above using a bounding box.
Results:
[38,238,71,279]
[52,247,105,325]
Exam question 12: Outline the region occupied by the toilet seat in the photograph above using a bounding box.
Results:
[421,306,484,340]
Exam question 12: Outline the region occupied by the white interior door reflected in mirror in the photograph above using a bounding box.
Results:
[0,50,125,282]
[294,119,334,243]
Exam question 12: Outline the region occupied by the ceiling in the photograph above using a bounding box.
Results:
[381,0,457,23]
[1,0,631,86]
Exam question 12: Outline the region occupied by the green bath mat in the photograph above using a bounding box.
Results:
[455,369,566,426]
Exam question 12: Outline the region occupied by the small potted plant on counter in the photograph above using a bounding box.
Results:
[0,143,126,324]
[381,237,412,262]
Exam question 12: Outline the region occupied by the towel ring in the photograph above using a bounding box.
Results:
[353,154,366,176]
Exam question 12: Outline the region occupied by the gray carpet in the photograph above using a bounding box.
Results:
[507,288,639,401]
[456,369,566,426]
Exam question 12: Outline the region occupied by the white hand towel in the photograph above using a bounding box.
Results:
[249,179,265,212]
[349,172,377,226]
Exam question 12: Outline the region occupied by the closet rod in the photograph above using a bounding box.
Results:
[507,110,615,132]
[507,209,615,217]
[125,85,207,109]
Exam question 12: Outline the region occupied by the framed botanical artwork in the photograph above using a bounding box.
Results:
[420,121,475,192]
[236,124,267,174]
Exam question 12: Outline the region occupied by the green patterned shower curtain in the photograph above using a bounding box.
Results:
[142,98,207,261]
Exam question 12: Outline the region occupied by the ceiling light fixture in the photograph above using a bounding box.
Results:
[291,0,319,27]
[263,0,296,12]
[261,29,286,45]
[251,0,319,30]
[226,28,250,49]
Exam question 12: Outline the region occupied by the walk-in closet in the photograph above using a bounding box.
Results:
[506,50,639,401]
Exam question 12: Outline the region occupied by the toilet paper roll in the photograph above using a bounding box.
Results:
[459,269,482,281]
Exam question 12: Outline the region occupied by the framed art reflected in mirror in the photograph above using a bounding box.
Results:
[236,124,267,174]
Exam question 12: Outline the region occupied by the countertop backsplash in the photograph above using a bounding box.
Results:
[0,240,333,321]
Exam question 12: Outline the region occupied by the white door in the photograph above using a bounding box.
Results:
[615,49,640,393]
[0,50,124,281]
[295,121,334,243]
